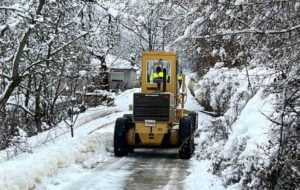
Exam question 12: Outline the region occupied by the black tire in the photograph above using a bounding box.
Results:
[179,116,194,159]
[179,116,192,144]
[114,117,128,157]
[188,112,198,131]
[123,114,133,124]
[123,114,134,153]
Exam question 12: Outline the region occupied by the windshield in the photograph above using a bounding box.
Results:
[146,60,171,84]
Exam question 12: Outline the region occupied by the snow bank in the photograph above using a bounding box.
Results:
[193,88,275,188]
[0,131,112,190]
[0,106,117,163]
[223,90,274,159]
[0,87,138,189]
[220,91,275,187]
[114,88,140,111]
[186,160,226,190]
[190,64,276,188]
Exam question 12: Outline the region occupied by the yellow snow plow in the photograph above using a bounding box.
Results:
[114,51,197,159]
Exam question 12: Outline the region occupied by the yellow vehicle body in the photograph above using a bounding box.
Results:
[114,51,197,159]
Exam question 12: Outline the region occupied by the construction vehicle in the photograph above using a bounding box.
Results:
[113,51,198,159]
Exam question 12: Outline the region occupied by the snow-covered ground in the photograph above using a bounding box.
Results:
[0,108,127,189]
[184,78,226,190]
[0,80,252,190]
[0,89,139,190]
[0,84,221,189]
[189,65,276,188]
[0,106,118,163]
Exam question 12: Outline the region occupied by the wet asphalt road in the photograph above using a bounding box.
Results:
[124,149,190,190]
[63,148,190,190]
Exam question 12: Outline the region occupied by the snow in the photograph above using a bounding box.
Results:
[48,157,133,190]
[0,106,117,162]
[209,12,218,21]
[214,62,225,69]
[79,70,87,77]
[185,77,226,189]
[222,90,274,159]
[0,103,128,189]
[0,86,139,189]
[185,77,204,111]
[226,9,234,18]
[173,17,205,43]
[235,0,245,6]
[184,17,205,37]
[188,63,277,188]
[0,131,113,190]
[186,160,226,190]
[136,15,146,25]
[90,54,135,70]
[295,2,300,10]
[106,54,133,69]
[108,7,119,18]
[0,77,223,190]
[0,72,276,190]
[0,24,7,32]
[114,88,140,111]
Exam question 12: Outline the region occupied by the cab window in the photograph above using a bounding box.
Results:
[146,60,171,84]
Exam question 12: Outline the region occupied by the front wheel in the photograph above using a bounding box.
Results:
[114,117,128,157]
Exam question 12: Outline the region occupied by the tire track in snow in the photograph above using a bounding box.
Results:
[58,149,190,190]
[37,108,118,147]
[63,157,135,190]
[87,121,115,134]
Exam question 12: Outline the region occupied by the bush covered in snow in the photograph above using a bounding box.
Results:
[189,61,300,189]
[194,87,276,188]
[184,0,300,188]
[191,62,299,189]
[192,64,266,118]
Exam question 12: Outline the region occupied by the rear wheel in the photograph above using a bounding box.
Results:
[179,116,194,159]
[123,114,133,124]
[188,112,198,131]
[114,117,129,157]
[123,114,134,153]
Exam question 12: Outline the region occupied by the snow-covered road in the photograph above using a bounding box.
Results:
[40,83,222,190]
[59,148,189,190]
[40,87,194,190]
[1,84,225,190]
[123,149,189,190]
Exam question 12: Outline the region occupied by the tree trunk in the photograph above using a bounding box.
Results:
[0,0,46,109]
[0,77,22,110]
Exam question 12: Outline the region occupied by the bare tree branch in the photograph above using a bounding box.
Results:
[0,24,9,37]
[6,102,35,117]
[0,6,25,13]
[0,74,10,79]
[49,32,89,57]
[182,24,300,41]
